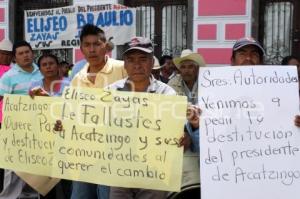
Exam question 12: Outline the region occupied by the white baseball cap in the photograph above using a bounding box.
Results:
[0,39,13,52]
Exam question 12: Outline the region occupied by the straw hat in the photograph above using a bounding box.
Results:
[0,39,13,52]
[173,49,205,68]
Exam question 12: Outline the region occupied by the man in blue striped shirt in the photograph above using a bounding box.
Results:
[0,40,42,199]
[0,40,42,99]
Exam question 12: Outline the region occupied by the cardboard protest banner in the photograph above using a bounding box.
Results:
[0,88,187,192]
[199,66,300,199]
[16,172,60,196]
[51,87,187,191]
[0,95,62,194]
[24,4,136,49]
[0,95,61,175]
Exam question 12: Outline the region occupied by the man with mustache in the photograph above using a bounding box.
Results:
[107,36,177,199]
[230,37,300,129]
[231,37,264,66]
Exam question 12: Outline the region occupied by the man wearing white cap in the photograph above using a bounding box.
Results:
[0,40,13,187]
[0,39,13,127]
[0,38,13,199]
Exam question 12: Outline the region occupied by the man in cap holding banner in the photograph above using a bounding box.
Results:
[107,36,199,199]
[53,36,199,198]
[230,37,264,66]
[230,37,300,133]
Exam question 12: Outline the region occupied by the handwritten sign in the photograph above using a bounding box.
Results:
[51,87,186,191]
[199,65,300,199]
[0,95,61,194]
[0,95,59,175]
[24,4,136,49]
[0,88,187,192]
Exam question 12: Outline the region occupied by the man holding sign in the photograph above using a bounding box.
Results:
[70,24,126,199]
[231,37,300,133]
[106,36,175,199]
[54,36,196,198]
[230,37,264,66]
[199,37,300,199]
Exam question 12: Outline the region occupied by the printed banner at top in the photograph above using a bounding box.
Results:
[24,4,136,49]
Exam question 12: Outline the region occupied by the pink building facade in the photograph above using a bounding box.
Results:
[1,0,254,65]
[0,0,9,42]
[193,0,252,65]
[72,0,253,64]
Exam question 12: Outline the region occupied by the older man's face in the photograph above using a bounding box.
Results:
[231,45,262,66]
[124,50,153,84]
[179,60,199,83]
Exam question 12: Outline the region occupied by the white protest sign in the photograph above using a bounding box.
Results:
[199,65,300,199]
[24,4,136,49]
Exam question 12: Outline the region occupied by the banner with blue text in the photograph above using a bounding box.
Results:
[24,4,136,49]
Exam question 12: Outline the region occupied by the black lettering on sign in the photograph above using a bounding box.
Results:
[58,160,94,174]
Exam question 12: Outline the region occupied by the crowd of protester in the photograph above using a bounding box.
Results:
[0,23,299,199]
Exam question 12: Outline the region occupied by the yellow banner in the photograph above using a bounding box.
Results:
[0,88,187,192]
[0,95,59,175]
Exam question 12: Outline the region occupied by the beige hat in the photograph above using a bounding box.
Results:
[0,39,13,52]
[152,56,161,70]
[173,49,205,68]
